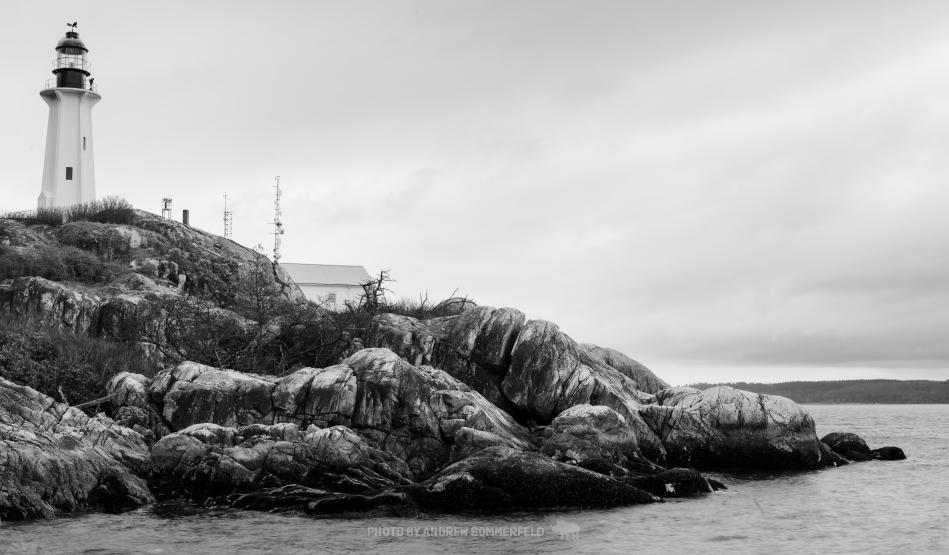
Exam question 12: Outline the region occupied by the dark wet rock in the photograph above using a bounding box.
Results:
[821,432,871,461]
[819,441,851,467]
[574,457,629,477]
[578,343,669,394]
[624,468,715,498]
[869,446,906,461]
[222,484,414,516]
[641,386,826,470]
[406,446,660,511]
[306,491,412,515]
[0,377,153,521]
[820,432,905,463]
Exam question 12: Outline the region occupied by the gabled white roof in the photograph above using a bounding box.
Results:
[280,263,371,286]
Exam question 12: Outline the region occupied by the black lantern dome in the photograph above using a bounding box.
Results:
[51,25,93,90]
[56,32,88,53]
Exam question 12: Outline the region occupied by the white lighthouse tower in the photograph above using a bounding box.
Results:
[38,23,101,209]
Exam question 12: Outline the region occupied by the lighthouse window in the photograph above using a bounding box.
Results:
[65,167,73,180]
[83,137,86,150]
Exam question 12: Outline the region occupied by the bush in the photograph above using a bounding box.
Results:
[0,317,158,406]
[2,197,136,227]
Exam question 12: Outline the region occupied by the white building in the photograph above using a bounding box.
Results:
[281,263,370,306]
[38,24,100,209]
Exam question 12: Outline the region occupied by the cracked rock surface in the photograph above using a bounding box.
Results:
[0,377,153,521]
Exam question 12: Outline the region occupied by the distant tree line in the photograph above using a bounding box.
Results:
[688,380,949,404]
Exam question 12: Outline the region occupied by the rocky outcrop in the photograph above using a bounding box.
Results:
[640,386,828,470]
[821,432,907,462]
[0,377,153,521]
[579,343,669,394]
[132,349,531,479]
[369,311,667,462]
[0,276,102,333]
[149,423,412,499]
[406,446,660,510]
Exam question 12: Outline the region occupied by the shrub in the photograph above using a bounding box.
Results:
[0,317,159,406]
[2,197,136,227]
[90,196,136,225]
[0,244,126,283]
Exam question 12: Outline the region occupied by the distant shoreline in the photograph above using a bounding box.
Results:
[686,379,949,404]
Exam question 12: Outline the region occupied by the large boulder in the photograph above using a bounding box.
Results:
[106,372,169,442]
[0,377,153,521]
[148,361,277,430]
[538,404,652,468]
[820,432,871,461]
[407,446,660,510]
[329,349,531,477]
[368,306,526,412]
[640,386,828,470]
[501,320,664,460]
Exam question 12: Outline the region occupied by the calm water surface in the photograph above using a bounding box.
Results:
[3,404,947,554]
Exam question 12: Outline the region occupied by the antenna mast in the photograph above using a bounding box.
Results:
[161,198,172,219]
[272,176,284,261]
[223,194,233,239]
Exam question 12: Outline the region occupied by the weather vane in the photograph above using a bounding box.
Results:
[67,21,78,31]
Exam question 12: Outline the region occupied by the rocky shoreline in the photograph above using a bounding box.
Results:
[0,305,905,521]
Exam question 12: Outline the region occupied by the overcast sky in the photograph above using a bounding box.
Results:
[2,1,948,384]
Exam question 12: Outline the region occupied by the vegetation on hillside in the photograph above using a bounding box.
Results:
[0,316,158,405]
[690,380,949,404]
[1,205,472,403]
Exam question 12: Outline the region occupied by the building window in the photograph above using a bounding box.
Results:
[327,292,337,305]
[65,167,73,180]
[83,137,87,150]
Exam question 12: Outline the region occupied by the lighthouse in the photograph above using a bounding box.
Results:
[38,23,101,209]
